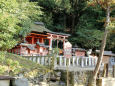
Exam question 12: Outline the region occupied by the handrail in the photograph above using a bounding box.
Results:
[23,56,102,71]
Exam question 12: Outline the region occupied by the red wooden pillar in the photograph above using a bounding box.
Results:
[57,36,59,49]
[32,36,34,44]
[41,38,44,43]
[14,49,15,54]
[20,46,22,55]
[17,48,18,55]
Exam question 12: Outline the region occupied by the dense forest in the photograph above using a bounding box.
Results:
[0,0,114,85]
[0,0,114,52]
[30,0,115,52]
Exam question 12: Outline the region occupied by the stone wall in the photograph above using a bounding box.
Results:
[97,77,115,86]
[74,71,93,86]
[60,71,93,86]
[60,70,114,86]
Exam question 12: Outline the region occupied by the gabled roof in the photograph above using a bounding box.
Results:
[20,43,36,50]
[36,42,49,48]
[30,22,52,33]
[72,48,86,51]
[30,22,70,36]
[96,50,115,56]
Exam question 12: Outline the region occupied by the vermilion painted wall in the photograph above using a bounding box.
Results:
[75,50,85,57]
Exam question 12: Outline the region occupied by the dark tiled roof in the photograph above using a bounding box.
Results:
[30,22,52,33]
[30,22,70,36]
[36,42,49,48]
[0,76,14,80]
[48,32,70,36]
[20,43,36,50]
[96,50,115,56]
[72,48,86,51]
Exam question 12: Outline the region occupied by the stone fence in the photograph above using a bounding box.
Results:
[23,56,104,71]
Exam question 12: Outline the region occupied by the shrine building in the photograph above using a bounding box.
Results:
[8,22,70,56]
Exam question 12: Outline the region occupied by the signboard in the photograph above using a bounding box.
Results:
[110,57,115,66]
[64,42,72,58]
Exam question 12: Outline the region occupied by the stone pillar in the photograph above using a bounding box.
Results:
[89,58,91,66]
[76,58,79,66]
[64,57,67,67]
[85,58,88,66]
[81,58,84,67]
[37,57,40,64]
[59,56,62,66]
[41,57,45,65]
[73,57,75,66]
[68,58,71,66]
[49,35,53,50]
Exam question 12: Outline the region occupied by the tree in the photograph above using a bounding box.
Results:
[0,0,42,51]
[69,6,105,49]
[37,0,111,50]
[37,0,87,33]
[88,0,115,86]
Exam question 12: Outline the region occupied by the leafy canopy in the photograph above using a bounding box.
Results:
[0,0,42,50]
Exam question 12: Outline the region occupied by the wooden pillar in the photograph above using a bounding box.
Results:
[113,65,115,77]
[41,38,44,43]
[57,36,59,49]
[20,46,22,55]
[102,64,109,77]
[32,37,34,44]
[14,49,15,54]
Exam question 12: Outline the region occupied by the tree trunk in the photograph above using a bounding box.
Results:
[88,5,110,86]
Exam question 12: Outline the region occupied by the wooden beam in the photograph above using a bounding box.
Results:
[47,33,69,37]
[30,33,48,36]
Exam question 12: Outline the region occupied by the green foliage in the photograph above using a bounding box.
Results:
[0,52,48,76]
[69,6,106,49]
[37,0,114,50]
[106,33,115,52]
[70,29,103,49]
[0,51,21,75]
[0,0,42,50]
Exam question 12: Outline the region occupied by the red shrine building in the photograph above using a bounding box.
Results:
[8,22,70,56]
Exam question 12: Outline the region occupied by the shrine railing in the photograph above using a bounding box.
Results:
[23,56,104,71]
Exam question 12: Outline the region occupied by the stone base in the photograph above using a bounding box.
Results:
[97,77,115,86]
[0,80,10,86]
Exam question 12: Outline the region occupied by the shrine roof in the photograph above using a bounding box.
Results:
[96,50,115,56]
[72,48,86,51]
[20,43,36,50]
[30,22,70,36]
[31,22,52,33]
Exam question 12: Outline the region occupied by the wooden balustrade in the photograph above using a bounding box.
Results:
[24,56,99,71]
